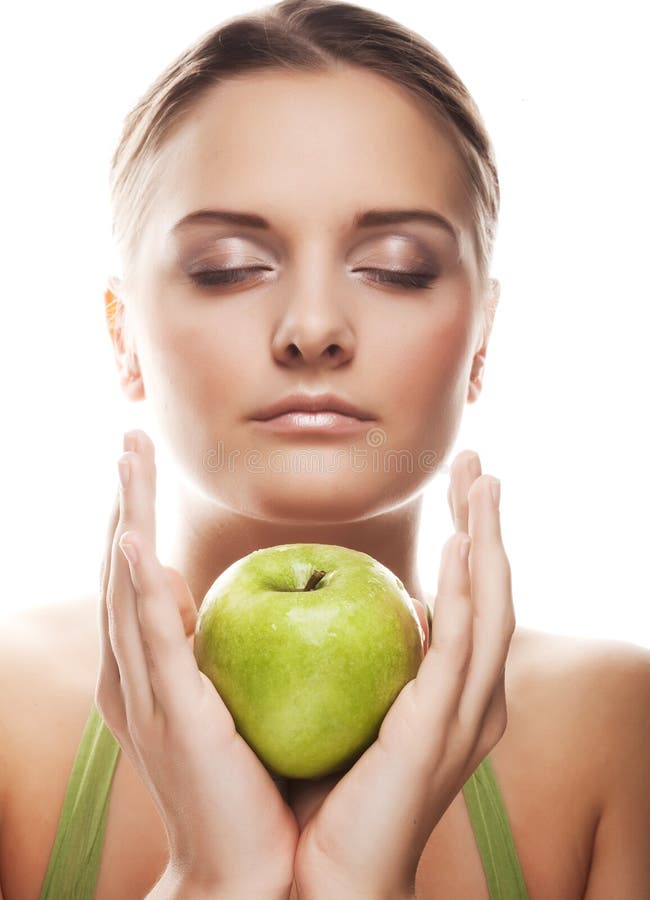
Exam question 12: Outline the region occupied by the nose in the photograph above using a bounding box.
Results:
[271,280,356,369]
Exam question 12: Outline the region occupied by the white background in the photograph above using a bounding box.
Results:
[1,0,648,647]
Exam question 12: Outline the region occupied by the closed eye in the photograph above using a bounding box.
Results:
[356,269,437,289]
[189,266,271,287]
[188,266,437,290]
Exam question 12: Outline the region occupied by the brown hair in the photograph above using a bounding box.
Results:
[109,0,499,294]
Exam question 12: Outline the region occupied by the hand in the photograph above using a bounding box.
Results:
[290,450,515,899]
[95,429,299,895]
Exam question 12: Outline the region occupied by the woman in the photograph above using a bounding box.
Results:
[1,1,648,898]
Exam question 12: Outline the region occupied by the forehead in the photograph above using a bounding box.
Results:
[148,65,471,247]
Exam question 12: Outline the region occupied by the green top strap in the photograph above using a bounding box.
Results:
[462,754,530,898]
[39,701,121,900]
[39,701,529,899]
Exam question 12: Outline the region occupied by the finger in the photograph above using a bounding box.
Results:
[118,435,198,714]
[447,451,482,533]
[481,675,508,750]
[411,597,430,652]
[107,435,157,725]
[409,532,473,742]
[118,431,157,574]
[96,488,124,728]
[458,475,515,736]
[161,565,198,639]
[119,528,205,719]
[458,677,509,787]
[287,772,341,830]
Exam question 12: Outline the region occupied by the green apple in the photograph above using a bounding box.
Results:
[193,543,426,780]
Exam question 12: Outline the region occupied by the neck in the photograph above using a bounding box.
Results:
[160,481,427,610]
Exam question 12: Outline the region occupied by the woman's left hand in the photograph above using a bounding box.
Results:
[290,450,515,899]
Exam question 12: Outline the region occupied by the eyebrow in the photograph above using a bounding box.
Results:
[171,206,459,245]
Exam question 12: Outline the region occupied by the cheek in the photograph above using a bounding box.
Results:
[387,304,473,435]
[145,305,259,414]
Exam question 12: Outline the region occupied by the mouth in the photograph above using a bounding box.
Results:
[250,392,375,424]
[251,410,373,435]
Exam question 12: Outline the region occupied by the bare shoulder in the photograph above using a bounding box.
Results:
[514,627,650,898]
[510,623,650,713]
[509,622,650,683]
[0,595,100,700]
[509,624,650,739]
[0,596,100,815]
[508,625,650,816]
[0,592,100,691]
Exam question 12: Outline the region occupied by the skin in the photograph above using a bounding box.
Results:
[106,64,499,611]
[102,65,513,897]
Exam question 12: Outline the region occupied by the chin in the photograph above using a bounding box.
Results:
[233,475,393,525]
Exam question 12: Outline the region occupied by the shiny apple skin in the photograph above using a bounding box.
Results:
[193,542,425,780]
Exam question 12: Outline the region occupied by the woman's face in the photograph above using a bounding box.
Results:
[113,65,489,525]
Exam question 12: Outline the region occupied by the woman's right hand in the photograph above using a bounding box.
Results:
[95,429,299,897]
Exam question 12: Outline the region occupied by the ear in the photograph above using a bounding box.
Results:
[467,277,500,404]
[104,276,145,401]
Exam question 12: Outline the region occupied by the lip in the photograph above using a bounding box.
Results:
[250,392,375,422]
[252,411,373,435]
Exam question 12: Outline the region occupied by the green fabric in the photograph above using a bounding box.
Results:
[462,754,530,898]
[39,701,121,900]
[39,701,529,899]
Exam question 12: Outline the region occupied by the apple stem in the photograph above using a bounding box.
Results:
[303,569,326,591]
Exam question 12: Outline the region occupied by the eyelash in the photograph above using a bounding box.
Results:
[188,266,437,290]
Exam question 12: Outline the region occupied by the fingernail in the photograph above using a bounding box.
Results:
[124,431,137,453]
[490,477,501,507]
[118,456,130,489]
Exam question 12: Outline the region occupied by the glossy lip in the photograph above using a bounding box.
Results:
[250,392,375,422]
[251,411,373,435]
